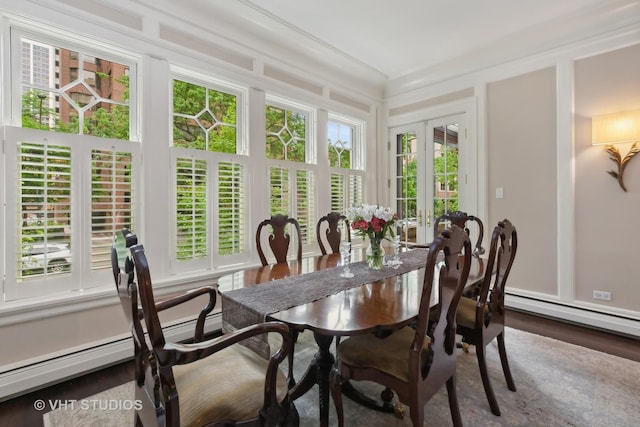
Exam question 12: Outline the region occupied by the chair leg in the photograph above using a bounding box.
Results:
[287,341,296,389]
[329,368,345,427]
[445,376,463,427]
[409,398,424,427]
[476,344,501,416]
[282,400,299,427]
[497,332,517,391]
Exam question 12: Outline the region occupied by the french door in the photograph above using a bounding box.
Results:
[391,113,467,245]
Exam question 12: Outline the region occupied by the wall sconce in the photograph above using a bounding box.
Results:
[592,109,640,192]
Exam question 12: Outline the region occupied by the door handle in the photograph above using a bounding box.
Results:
[418,210,423,226]
[426,210,431,227]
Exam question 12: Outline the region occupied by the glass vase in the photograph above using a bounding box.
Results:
[366,238,385,270]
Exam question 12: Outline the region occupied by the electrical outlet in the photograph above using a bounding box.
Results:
[593,290,611,301]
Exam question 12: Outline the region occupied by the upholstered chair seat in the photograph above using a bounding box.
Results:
[173,343,290,426]
[336,327,431,382]
[455,296,490,329]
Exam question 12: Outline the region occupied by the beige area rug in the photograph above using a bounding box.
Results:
[44,327,640,426]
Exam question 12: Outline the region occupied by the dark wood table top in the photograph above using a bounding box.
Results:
[217,251,487,336]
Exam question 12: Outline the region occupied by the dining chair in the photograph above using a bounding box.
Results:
[407,211,484,258]
[115,230,298,426]
[256,214,302,266]
[112,228,218,425]
[329,225,472,427]
[455,218,518,416]
[316,212,350,255]
[434,210,485,257]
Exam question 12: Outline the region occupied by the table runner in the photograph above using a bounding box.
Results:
[220,248,429,357]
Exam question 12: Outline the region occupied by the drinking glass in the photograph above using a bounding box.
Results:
[340,241,354,278]
[392,235,402,265]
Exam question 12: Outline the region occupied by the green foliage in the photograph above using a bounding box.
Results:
[21,73,131,140]
[266,104,306,161]
[398,139,459,221]
[172,80,237,153]
[433,145,459,217]
[328,143,351,168]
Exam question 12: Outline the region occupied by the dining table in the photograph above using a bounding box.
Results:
[217,247,487,427]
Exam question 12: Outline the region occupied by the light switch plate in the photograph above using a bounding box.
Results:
[495,187,504,199]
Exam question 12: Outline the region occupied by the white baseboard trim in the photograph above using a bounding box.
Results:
[506,294,640,338]
[0,314,221,402]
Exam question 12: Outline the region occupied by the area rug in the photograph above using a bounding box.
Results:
[44,327,640,426]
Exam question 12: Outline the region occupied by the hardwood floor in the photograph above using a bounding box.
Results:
[1,309,638,427]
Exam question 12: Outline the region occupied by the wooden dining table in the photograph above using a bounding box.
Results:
[217,248,487,427]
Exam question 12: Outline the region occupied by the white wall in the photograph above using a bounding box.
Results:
[384,27,640,337]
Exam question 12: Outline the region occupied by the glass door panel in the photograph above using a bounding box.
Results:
[392,113,465,245]
[392,125,425,245]
[431,121,460,234]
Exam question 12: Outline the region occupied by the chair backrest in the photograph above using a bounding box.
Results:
[255,214,302,266]
[417,225,472,362]
[111,229,149,388]
[316,212,350,255]
[478,219,517,328]
[434,210,485,257]
[129,242,291,427]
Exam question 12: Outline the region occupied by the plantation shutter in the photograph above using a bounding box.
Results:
[218,161,245,255]
[269,166,290,215]
[349,174,364,207]
[296,169,315,244]
[18,141,72,279]
[90,149,133,271]
[330,173,345,212]
[176,157,208,261]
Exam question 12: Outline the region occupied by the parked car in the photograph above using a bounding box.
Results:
[21,243,72,274]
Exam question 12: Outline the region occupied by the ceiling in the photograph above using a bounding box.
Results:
[140,0,640,87]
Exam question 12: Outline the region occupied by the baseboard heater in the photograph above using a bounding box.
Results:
[0,314,222,402]
[505,293,640,338]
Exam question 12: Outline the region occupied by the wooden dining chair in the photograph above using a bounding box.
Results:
[256,214,302,266]
[316,212,350,255]
[329,225,472,427]
[117,231,298,426]
[112,228,220,426]
[406,211,484,260]
[434,210,485,257]
[455,218,518,416]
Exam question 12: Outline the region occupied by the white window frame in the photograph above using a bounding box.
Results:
[265,95,318,252]
[327,113,365,214]
[169,70,251,272]
[2,25,140,302]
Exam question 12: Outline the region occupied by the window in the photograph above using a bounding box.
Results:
[265,99,316,245]
[433,125,459,218]
[173,79,238,153]
[328,116,364,213]
[171,76,247,269]
[20,37,130,139]
[395,130,418,231]
[4,29,137,301]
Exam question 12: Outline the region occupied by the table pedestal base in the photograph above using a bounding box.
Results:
[289,332,403,426]
[289,332,334,427]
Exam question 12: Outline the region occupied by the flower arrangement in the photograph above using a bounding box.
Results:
[346,204,398,242]
[346,204,398,269]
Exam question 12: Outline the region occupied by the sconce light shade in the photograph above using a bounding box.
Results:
[591,109,640,192]
[592,109,640,145]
